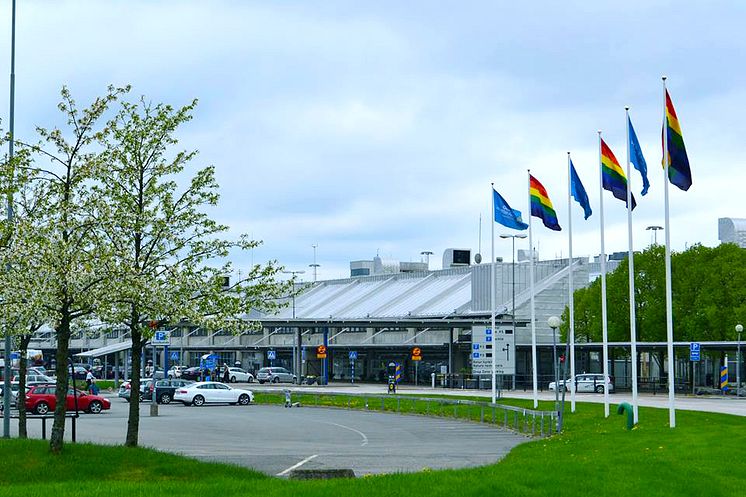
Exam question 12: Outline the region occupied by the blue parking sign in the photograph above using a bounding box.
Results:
[690,342,701,361]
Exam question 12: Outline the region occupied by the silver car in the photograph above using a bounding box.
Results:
[256,367,296,384]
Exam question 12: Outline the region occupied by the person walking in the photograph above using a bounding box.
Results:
[222,364,230,383]
[85,368,95,393]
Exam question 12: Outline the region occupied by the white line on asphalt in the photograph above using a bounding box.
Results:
[322,421,369,446]
[276,454,319,476]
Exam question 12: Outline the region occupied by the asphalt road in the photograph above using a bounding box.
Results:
[9,396,526,476]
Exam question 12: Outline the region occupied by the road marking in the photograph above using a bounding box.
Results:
[276,454,318,476]
[322,421,369,446]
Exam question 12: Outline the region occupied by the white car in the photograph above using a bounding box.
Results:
[174,381,254,406]
[549,374,614,393]
[226,367,254,383]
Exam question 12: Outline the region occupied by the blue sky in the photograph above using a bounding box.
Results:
[1,1,744,280]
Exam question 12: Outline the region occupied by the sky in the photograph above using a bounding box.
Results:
[0,1,744,281]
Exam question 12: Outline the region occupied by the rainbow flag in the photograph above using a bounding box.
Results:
[664,89,692,191]
[529,175,561,231]
[601,139,636,210]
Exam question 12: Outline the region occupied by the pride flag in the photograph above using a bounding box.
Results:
[664,89,692,191]
[529,175,561,231]
[601,139,636,210]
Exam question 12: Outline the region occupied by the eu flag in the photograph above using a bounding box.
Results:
[628,116,650,196]
[570,160,592,220]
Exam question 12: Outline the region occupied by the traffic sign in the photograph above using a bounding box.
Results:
[349,350,358,360]
[152,330,170,345]
[470,325,515,375]
[411,347,422,361]
[267,350,276,361]
[316,345,327,359]
[170,351,179,361]
[690,342,701,361]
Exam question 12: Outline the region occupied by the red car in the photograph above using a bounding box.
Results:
[25,385,111,414]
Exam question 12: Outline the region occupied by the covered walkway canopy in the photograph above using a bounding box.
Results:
[75,340,144,358]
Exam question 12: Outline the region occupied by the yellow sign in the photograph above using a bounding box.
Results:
[316,345,327,359]
[412,347,422,361]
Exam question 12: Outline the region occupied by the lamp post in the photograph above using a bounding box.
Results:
[309,244,320,282]
[646,225,663,246]
[420,251,433,269]
[283,270,305,381]
[500,234,527,390]
[737,324,743,398]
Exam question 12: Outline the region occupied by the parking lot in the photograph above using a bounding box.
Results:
[8,387,527,476]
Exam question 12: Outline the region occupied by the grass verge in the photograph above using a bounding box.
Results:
[2,395,745,497]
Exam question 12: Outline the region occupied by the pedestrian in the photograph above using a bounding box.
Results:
[223,363,230,383]
[85,368,95,392]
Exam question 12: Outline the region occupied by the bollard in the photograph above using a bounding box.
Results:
[150,402,159,417]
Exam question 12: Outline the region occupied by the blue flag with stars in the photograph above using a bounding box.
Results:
[570,160,592,220]
[628,115,650,196]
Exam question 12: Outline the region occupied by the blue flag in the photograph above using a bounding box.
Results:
[570,160,592,220]
[493,188,528,230]
[628,115,650,196]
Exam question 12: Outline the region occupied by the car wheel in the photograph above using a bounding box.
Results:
[258,380,265,384]
[248,377,254,383]
[292,376,297,384]
[35,401,50,415]
[595,385,605,393]
[192,395,205,406]
[272,377,280,384]
[138,393,144,402]
[88,401,103,414]
[238,394,250,405]
[160,393,172,404]
[231,376,237,383]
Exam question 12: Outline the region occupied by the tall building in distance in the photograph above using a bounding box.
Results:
[718,218,746,248]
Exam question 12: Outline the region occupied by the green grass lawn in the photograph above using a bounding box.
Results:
[2,397,745,497]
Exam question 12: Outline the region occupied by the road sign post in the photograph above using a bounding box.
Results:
[411,347,422,385]
[349,351,357,384]
[690,342,701,361]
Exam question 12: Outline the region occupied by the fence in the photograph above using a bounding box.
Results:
[259,391,558,438]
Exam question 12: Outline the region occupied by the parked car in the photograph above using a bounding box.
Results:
[0,384,20,410]
[256,367,296,384]
[153,379,194,404]
[225,367,254,383]
[174,381,254,406]
[181,367,203,381]
[167,366,187,379]
[549,374,614,393]
[12,374,56,386]
[118,379,155,402]
[25,385,111,414]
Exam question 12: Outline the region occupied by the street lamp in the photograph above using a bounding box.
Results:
[283,270,305,380]
[420,251,433,269]
[737,324,743,398]
[646,225,664,245]
[500,233,527,390]
[309,244,320,282]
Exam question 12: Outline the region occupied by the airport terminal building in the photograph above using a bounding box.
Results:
[31,249,621,388]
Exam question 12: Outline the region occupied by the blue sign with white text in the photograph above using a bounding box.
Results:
[690,342,701,361]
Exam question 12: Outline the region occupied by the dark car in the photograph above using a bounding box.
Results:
[154,379,194,404]
[181,367,202,381]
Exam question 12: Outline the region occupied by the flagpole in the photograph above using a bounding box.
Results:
[491,183,497,404]
[598,131,610,418]
[625,107,640,424]
[662,76,676,428]
[528,170,538,408]
[567,152,577,412]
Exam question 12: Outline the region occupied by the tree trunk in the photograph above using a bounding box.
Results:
[50,315,71,453]
[18,334,32,439]
[125,327,143,447]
